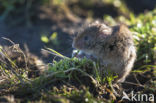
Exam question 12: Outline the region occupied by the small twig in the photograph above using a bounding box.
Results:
[41,48,69,59]
[105,88,117,100]
[109,83,120,97]
[2,37,15,45]
[133,73,141,85]
[45,68,98,86]
[122,81,145,88]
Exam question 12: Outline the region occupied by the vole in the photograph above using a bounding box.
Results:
[72,21,136,82]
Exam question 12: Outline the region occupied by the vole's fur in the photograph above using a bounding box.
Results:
[72,21,136,82]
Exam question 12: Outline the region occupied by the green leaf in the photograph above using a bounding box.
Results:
[41,35,49,43]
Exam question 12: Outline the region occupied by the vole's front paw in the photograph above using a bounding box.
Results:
[72,49,97,61]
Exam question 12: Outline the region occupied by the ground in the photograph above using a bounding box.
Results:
[0,1,156,103]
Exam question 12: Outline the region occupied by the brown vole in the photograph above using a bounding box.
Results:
[72,21,136,82]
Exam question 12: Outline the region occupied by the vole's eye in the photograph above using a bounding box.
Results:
[84,36,88,41]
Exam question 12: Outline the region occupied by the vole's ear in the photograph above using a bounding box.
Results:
[115,24,131,37]
[118,24,130,34]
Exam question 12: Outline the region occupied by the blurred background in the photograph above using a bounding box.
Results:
[0,0,156,62]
